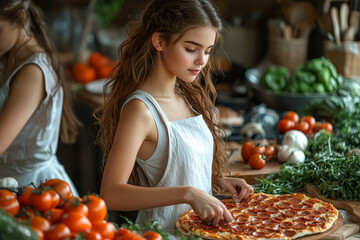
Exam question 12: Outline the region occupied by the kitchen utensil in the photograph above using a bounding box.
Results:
[283,24,292,40]
[331,7,342,45]
[344,10,360,42]
[283,2,317,38]
[340,3,349,36]
[321,224,360,240]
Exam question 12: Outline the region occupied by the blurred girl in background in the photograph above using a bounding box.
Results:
[0,0,81,195]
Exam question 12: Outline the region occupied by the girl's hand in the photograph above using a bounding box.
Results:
[185,187,233,226]
[218,177,253,202]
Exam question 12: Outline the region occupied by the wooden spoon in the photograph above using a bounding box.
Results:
[331,7,341,46]
[344,10,360,42]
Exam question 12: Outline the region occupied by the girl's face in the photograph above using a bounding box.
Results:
[0,18,19,57]
[160,26,216,82]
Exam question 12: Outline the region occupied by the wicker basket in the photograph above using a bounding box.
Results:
[324,41,360,78]
[267,36,308,72]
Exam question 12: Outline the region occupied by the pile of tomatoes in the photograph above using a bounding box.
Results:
[277,111,333,135]
[72,52,117,83]
[241,141,276,169]
[0,178,162,240]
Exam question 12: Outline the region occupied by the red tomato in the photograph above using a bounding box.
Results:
[241,141,255,162]
[321,122,333,133]
[62,196,89,217]
[115,228,145,240]
[143,231,163,240]
[31,215,51,232]
[17,186,35,206]
[312,122,322,133]
[44,223,71,240]
[0,198,20,216]
[92,220,116,239]
[250,145,265,157]
[30,191,52,212]
[264,144,276,161]
[41,179,73,202]
[277,119,295,133]
[44,208,65,224]
[18,207,36,221]
[301,116,316,131]
[47,190,60,209]
[61,211,92,234]
[0,189,16,200]
[294,121,310,134]
[83,194,107,222]
[85,229,103,240]
[32,227,44,240]
[249,154,266,169]
[282,111,300,123]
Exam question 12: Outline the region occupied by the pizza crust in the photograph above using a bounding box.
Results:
[179,193,338,240]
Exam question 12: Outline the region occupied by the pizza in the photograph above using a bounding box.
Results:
[178,193,338,240]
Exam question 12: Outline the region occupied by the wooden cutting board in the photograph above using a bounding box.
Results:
[305,183,360,223]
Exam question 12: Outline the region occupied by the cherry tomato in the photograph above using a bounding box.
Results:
[47,190,60,209]
[301,116,316,131]
[277,119,295,133]
[44,208,65,224]
[41,179,73,202]
[312,122,322,133]
[82,194,107,222]
[143,231,163,240]
[32,227,44,240]
[0,198,20,216]
[44,223,71,240]
[241,141,255,162]
[92,220,116,239]
[62,196,89,216]
[249,154,266,169]
[85,229,103,240]
[30,190,52,212]
[282,111,300,123]
[115,228,145,240]
[294,121,310,134]
[61,211,92,233]
[17,186,35,206]
[264,144,276,161]
[0,189,16,200]
[250,145,265,157]
[320,122,333,133]
[31,215,51,232]
[18,207,36,221]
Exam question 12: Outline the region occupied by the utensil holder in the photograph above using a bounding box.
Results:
[267,35,308,72]
[324,41,360,78]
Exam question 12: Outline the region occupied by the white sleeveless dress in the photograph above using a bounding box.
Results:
[0,53,78,196]
[123,90,214,233]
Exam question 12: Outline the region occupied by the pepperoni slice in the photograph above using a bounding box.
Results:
[294,216,308,223]
[262,228,277,234]
[298,210,311,216]
[301,204,313,210]
[237,203,249,209]
[266,206,280,213]
[246,209,258,216]
[278,195,293,200]
[257,212,271,219]
[236,217,249,224]
[283,210,297,217]
[288,198,302,204]
[249,201,262,207]
[282,229,297,237]
[263,199,278,206]
[277,202,291,209]
[311,210,322,216]
[255,205,267,211]
[253,231,266,238]
[315,207,328,213]
[280,221,293,229]
[274,213,287,220]
[240,197,251,204]
[243,226,256,234]
[225,203,237,209]
[291,204,303,210]
[254,194,269,201]
[262,219,280,228]
[250,217,263,225]
[316,222,326,228]
[315,217,326,222]
[293,222,306,230]
[303,200,316,206]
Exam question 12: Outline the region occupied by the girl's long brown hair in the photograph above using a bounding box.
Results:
[96,0,227,192]
[0,0,81,143]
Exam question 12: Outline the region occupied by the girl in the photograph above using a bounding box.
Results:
[0,0,81,195]
[97,0,253,233]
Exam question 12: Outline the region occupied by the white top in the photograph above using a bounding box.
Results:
[123,90,214,233]
[0,53,78,196]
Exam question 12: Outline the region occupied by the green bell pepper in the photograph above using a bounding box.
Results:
[261,66,288,93]
[313,83,326,94]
